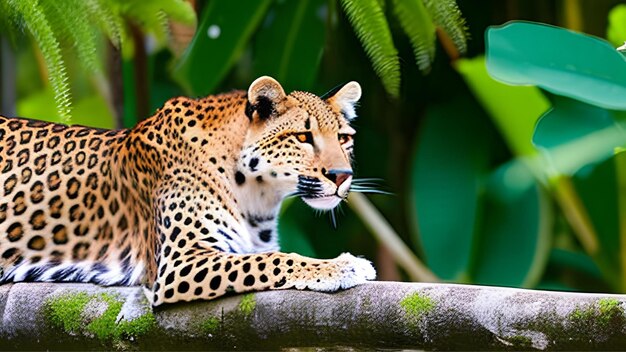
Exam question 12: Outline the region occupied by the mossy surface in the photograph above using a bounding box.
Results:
[569,298,623,328]
[506,335,533,348]
[200,316,221,334]
[238,294,256,316]
[45,291,91,334]
[400,292,436,319]
[44,291,156,344]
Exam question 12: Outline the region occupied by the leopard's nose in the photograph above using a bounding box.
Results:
[323,168,353,188]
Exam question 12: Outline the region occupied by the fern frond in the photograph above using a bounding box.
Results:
[339,0,400,98]
[391,0,436,72]
[9,0,71,122]
[423,0,468,54]
[151,0,197,25]
[105,0,197,58]
[40,0,101,73]
[85,0,123,48]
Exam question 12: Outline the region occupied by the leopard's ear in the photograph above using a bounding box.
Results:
[247,76,287,120]
[324,81,361,120]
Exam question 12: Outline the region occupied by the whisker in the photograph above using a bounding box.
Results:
[349,188,393,196]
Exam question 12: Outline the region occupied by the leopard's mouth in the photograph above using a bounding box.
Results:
[297,175,346,210]
[301,195,343,210]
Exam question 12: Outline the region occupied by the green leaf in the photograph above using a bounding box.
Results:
[253,0,327,92]
[17,89,114,129]
[470,161,552,287]
[278,215,317,258]
[456,56,550,157]
[487,21,626,110]
[616,149,626,291]
[391,0,435,72]
[339,0,400,98]
[532,96,626,175]
[172,0,272,95]
[607,4,626,48]
[410,96,490,281]
[70,94,115,129]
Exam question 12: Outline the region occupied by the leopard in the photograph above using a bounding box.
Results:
[0,76,376,306]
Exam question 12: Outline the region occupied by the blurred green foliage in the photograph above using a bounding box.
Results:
[0,0,195,120]
[3,0,626,293]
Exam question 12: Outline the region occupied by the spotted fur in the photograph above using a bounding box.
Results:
[0,76,375,306]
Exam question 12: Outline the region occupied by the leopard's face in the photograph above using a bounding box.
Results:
[238,77,361,210]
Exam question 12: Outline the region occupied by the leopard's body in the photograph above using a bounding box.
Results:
[0,77,375,306]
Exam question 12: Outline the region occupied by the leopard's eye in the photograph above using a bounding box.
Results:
[338,134,352,144]
[295,132,314,144]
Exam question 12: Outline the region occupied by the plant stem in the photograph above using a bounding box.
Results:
[552,176,598,255]
[563,0,583,32]
[615,149,626,292]
[347,193,439,282]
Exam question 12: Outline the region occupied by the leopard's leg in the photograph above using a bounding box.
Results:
[148,186,375,306]
[150,249,375,306]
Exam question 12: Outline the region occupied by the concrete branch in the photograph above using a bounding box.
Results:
[1,281,625,350]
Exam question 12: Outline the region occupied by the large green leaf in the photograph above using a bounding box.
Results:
[532,96,626,175]
[410,97,490,281]
[470,161,552,287]
[278,214,317,258]
[253,0,326,93]
[456,56,549,157]
[487,21,626,110]
[172,0,272,95]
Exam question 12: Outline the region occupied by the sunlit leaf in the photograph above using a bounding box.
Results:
[456,56,549,157]
[607,4,626,48]
[17,89,113,129]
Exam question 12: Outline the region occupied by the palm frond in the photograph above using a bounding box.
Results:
[423,0,468,54]
[391,0,436,72]
[9,0,71,122]
[339,0,400,98]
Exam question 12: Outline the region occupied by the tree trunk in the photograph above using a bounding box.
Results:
[1,281,625,350]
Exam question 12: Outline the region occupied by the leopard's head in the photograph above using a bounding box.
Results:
[238,76,361,211]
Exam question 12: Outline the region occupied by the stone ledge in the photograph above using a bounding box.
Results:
[1,281,625,350]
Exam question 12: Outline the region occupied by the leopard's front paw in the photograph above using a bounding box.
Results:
[334,252,376,289]
[295,252,376,292]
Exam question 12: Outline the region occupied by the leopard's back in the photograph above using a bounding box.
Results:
[0,116,147,284]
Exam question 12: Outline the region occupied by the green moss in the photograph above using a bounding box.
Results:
[400,292,436,319]
[45,292,92,333]
[200,316,221,333]
[569,298,623,328]
[45,292,156,343]
[238,294,256,316]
